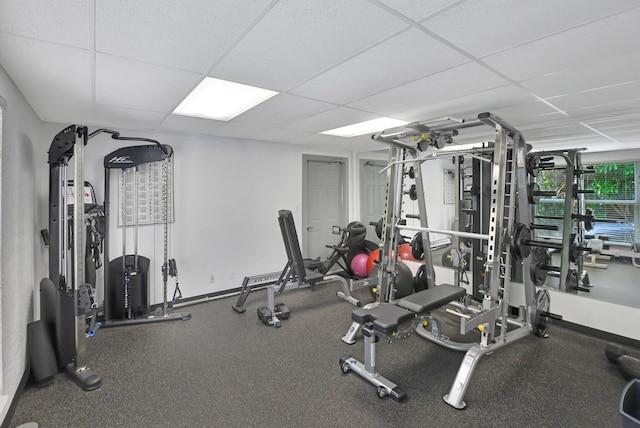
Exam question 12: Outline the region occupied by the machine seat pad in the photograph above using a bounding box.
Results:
[351,304,414,336]
[397,284,466,313]
[304,269,325,285]
[304,258,323,270]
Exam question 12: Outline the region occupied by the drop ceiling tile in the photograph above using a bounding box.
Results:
[348,62,510,116]
[0,34,92,120]
[531,136,620,151]
[208,121,266,139]
[95,54,202,112]
[211,0,409,91]
[251,127,313,144]
[159,114,225,135]
[32,98,96,125]
[490,100,565,128]
[232,93,337,127]
[573,99,640,120]
[523,123,600,144]
[0,0,91,48]
[520,52,640,99]
[545,81,640,115]
[593,125,640,140]
[289,28,469,105]
[314,137,383,153]
[286,106,378,134]
[289,133,350,147]
[376,0,463,21]
[421,0,639,57]
[93,104,166,130]
[394,85,540,125]
[95,0,273,73]
[615,137,640,146]
[483,7,640,82]
[584,113,640,130]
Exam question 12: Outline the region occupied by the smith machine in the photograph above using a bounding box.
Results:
[525,149,596,292]
[340,112,561,409]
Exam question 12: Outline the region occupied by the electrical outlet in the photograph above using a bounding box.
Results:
[229,271,235,280]
[209,274,215,283]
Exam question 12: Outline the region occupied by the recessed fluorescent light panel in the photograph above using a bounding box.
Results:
[321,117,409,138]
[173,77,278,121]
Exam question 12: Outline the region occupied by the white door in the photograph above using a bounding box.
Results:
[360,159,387,243]
[304,157,347,260]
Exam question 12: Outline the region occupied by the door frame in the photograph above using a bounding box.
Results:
[358,154,388,241]
[301,154,349,257]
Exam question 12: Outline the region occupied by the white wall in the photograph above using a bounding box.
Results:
[72,128,353,302]
[0,65,48,422]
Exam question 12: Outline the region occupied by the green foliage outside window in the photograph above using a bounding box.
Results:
[536,162,636,244]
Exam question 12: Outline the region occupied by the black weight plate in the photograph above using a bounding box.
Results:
[530,247,550,286]
[394,262,414,298]
[375,218,383,240]
[533,289,550,337]
[528,182,540,204]
[413,264,428,292]
[411,233,424,260]
[512,223,532,260]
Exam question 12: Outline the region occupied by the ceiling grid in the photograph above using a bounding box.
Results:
[0,0,638,152]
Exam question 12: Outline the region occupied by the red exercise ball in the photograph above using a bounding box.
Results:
[366,249,380,276]
[398,243,416,261]
[366,248,402,275]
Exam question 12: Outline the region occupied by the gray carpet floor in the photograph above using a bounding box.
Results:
[10,281,633,427]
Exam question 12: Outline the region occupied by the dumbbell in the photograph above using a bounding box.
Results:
[605,343,640,381]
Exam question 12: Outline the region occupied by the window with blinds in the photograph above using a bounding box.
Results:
[535,162,637,245]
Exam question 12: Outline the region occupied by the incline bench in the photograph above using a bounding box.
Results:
[340,283,466,401]
[236,209,360,327]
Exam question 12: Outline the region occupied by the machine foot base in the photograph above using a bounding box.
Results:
[339,356,406,402]
[65,364,102,391]
[443,393,466,410]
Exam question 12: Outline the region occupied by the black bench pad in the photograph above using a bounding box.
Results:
[397,284,466,313]
[351,305,413,336]
[304,269,324,284]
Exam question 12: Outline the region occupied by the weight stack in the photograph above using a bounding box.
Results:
[108,255,150,319]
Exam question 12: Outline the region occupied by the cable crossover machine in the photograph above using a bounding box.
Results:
[40,126,189,391]
[339,112,562,409]
[42,125,102,390]
[102,141,191,327]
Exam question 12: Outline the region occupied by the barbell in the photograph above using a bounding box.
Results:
[511,223,591,262]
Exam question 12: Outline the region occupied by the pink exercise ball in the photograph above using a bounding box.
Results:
[351,252,370,278]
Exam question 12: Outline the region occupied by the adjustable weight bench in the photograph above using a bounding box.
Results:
[241,210,360,327]
[340,284,466,401]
